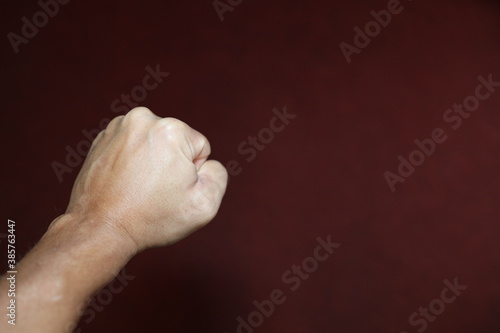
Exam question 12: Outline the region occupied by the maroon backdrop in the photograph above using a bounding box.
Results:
[2,0,500,332]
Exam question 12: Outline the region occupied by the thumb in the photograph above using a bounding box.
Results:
[190,159,228,223]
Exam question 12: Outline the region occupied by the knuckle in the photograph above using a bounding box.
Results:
[181,192,217,226]
[196,133,210,150]
[124,107,154,123]
[155,117,189,138]
[91,130,105,146]
[105,115,125,132]
[194,194,218,222]
[130,106,153,116]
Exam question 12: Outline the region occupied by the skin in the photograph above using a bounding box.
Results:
[0,107,228,333]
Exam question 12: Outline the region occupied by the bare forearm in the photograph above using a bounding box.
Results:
[0,214,136,333]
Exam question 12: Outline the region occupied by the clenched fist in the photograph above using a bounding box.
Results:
[0,107,229,333]
[65,107,228,251]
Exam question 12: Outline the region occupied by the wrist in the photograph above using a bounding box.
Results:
[46,213,137,271]
[22,213,138,306]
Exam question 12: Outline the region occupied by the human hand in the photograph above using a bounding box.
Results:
[63,107,228,252]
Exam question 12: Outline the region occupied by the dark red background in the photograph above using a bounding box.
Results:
[2,0,500,332]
